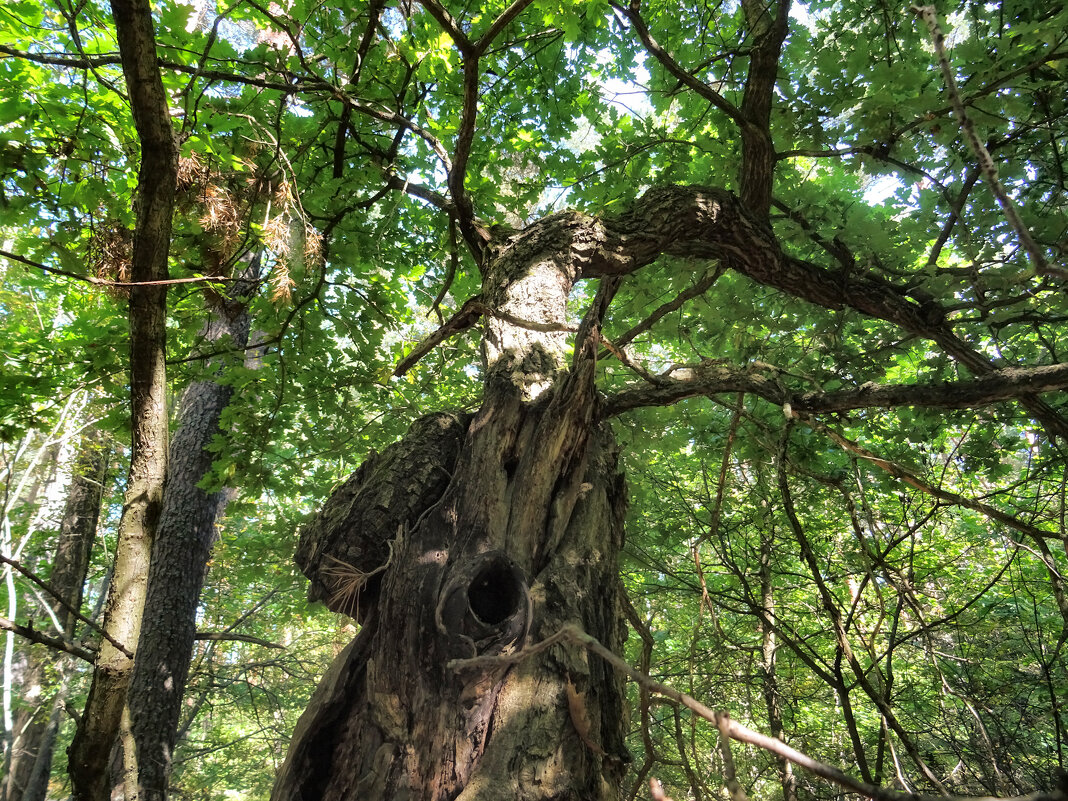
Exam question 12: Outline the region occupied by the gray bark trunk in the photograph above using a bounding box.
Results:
[127,276,255,801]
[3,428,108,801]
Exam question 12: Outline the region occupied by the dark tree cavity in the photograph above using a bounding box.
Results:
[274,206,632,801]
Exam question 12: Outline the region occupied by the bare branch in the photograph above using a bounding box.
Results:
[0,44,454,172]
[0,615,95,663]
[1,249,243,288]
[805,413,1068,627]
[805,417,1063,545]
[476,0,535,53]
[393,296,485,377]
[393,296,586,377]
[416,0,474,55]
[605,360,1068,417]
[194,632,285,649]
[927,166,981,268]
[602,266,725,358]
[911,6,1066,280]
[450,624,1067,801]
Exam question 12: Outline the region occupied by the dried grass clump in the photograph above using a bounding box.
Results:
[321,543,394,621]
[86,219,133,296]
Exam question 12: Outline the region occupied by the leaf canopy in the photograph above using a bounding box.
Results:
[1,0,1067,797]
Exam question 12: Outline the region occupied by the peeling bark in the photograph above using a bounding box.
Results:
[296,411,470,620]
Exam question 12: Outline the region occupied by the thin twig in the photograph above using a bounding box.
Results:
[449,624,1067,801]
[1,249,241,288]
[193,632,285,649]
[801,416,1062,544]
[911,6,1066,280]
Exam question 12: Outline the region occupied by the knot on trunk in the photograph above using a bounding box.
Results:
[435,552,530,658]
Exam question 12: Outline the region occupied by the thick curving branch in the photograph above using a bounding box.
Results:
[494,184,1068,435]
[604,360,1068,417]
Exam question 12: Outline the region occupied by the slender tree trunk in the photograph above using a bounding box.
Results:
[67,0,175,796]
[127,275,255,801]
[758,529,796,801]
[3,428,109,801]
[738,0,789,215]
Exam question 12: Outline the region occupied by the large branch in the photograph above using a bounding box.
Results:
[499,184,1068,435]
[737,0,790,215]
[615,1,788,216]
[604,361,1068,417]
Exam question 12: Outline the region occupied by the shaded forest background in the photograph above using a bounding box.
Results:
[0,0,1067,798]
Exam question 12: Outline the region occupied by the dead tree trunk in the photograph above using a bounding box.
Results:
[274,222,630,800]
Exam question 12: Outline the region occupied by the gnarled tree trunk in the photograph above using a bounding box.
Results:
[274,217,630,800]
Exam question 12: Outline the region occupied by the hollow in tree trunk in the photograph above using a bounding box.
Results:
[273,219,631,800]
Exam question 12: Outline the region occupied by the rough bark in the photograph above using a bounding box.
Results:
[2,429,108,801]
[67,0,176,795]
[275,412,628,801]
[275,214,629,801]
[127,278,254,801]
